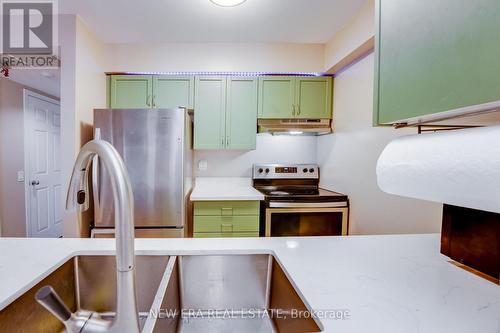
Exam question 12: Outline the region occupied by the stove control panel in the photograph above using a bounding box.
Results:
[253,164,319,179]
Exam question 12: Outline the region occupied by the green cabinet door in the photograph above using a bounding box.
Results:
[226,77,258,150]
[110,75,153,108]
[375,0,500,125]
[194,76,227,150]
[258,76,295,119]
[295,77,332,119]
[153,76,194,109]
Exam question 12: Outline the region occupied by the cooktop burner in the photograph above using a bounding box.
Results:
[254,186,347,204]
[252,164,348,203]
[269,190,291,196]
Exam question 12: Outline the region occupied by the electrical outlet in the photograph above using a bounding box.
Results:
[198,160,208,171]
[17,171,25,182]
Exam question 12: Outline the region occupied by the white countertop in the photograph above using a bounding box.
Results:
[190,177,264,201]
[0,234,498,332]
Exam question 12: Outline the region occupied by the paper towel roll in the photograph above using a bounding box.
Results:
[377,126,500,213]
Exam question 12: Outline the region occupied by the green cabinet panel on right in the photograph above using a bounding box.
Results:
[374,0,500,125]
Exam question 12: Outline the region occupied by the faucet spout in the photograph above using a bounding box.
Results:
[37,139,140,333]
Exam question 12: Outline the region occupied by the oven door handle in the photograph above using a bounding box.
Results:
[268,201,348,208]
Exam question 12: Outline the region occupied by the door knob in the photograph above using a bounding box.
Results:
[31,180,40,186]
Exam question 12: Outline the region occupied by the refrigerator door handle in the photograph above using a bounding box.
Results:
[92,128,102,224]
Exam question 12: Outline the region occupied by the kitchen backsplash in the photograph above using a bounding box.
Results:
[194,134,318,177]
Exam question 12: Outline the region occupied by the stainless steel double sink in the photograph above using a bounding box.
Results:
[0,254,322,332]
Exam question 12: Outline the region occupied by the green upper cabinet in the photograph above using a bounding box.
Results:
[153,76,194,109]
[110,75,152,108]
[109,75,193,109]
[374,0,500,125]
[295,77,332,119]
[194,76,257,150]
[194,76,227,150]
[225,77,258,150]
[258,76,295,119]
[258,76,332,119]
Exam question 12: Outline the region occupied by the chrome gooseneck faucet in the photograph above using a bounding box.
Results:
[35,139,140,333]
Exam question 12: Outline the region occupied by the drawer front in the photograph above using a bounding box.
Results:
[194,215,259,233]
[194,201,260,216]
[193,232,259,238]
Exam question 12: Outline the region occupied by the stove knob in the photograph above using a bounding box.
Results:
[265,168,270,173]
[309,168,315,173]
[303,168,308,173]
[258,168,264,174]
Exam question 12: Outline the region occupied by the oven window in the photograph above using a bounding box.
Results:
[269,212,344,237]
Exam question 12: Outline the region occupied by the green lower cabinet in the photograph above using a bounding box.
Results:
[194,200,260,216]
[193,201,260,238]
[193,232,259,238]
[194,216,259,233]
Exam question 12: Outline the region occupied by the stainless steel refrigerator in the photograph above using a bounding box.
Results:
[91,108,193,238]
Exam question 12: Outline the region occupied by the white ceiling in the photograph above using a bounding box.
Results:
[7,69,60,98]
[60,0,367,44]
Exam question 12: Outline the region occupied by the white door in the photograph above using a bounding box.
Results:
[24,90,62,238]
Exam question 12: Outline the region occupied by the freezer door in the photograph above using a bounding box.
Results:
[94,109,186,228]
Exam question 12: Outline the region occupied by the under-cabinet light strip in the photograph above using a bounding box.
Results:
[105,71,331,77]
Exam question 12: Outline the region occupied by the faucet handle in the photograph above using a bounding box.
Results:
[35,286,72,322]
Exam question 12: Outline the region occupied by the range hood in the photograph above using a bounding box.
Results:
[258,119,332,135]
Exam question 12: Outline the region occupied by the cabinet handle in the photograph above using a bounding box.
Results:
[146,95,151,107]
[222,137,225,147]
[221,223,233,233]
[226,136,230,147]
[292,105,296,116]
[297,105,301,115]
[152,95,156,108]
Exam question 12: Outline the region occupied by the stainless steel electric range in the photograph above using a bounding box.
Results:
[253,164,349,237]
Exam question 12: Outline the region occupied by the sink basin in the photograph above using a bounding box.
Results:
[0,254,322,333]
[0,255,170,332]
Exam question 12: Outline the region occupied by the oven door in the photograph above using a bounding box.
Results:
[264,205,349,237]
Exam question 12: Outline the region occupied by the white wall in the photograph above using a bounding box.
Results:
[195,135,317,177]
[317,53,442,235]
[104,42,325,73]
[60,15,107,237]
[0,77,59,237]
[324,0,375,71]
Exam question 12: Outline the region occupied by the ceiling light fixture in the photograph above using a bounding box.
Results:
[209,0,247,7]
